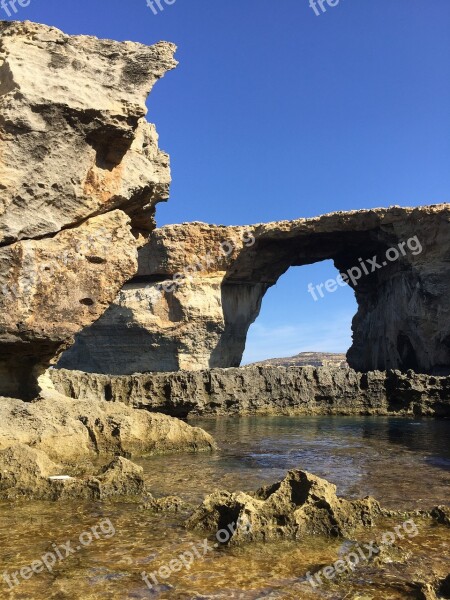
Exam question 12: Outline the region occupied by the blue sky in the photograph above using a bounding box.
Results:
[5,0,450,363]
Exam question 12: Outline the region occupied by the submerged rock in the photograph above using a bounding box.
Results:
[431,506,450,527]
[186,470,382,544]
[140,494,186,513]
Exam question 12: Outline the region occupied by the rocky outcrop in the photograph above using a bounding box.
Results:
[0,390,216,464]
[0,21,177,398]
[0,386,216,499]
[141,494,185,513]
[0,444,63,500]
[0,446,146,500]
[95,456,145,498]
[50,365,450,418]
[0,20,176,245]
[59,205,450,376]
[186,469,382,543]
[0,211,139,399]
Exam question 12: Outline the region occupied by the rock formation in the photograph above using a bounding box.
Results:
[59,205,450,376]
[51,365,450,418]
[0,448,147,500]
[186,469,382,543]
[0,21,177,398]
[0,389,216,464]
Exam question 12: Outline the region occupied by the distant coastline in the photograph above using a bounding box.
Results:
[247,351,348,369]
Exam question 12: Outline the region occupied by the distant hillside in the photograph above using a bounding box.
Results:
[247,352,348,368]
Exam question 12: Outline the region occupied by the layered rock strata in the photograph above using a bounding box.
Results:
[60,205,450,376]
[0,387,216,499]
[50,366,450,418]
[0,21,177,398]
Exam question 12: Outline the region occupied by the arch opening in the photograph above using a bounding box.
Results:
[241,261,357,366]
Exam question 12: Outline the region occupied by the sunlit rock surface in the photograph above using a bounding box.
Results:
[186,469,382,543]
[0,21,177,398]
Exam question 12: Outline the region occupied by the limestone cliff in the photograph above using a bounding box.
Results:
[0,21,177,397]
[60,205,450,375]
[0,20,176,244]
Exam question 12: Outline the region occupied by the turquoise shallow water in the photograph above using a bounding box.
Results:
[0,415,449,599]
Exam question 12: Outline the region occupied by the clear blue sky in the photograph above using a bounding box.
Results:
[6,0,450,363]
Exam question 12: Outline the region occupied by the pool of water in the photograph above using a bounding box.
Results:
[0,416,449,599]
[144,415,450,509]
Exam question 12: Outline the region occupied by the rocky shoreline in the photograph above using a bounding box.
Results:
[51,365,450,418]
[1,364,447,503]
[0,19,448,600]
[0,388,216,501]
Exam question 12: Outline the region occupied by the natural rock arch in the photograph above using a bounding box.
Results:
[2,24,448,398]
[60,204,450,376]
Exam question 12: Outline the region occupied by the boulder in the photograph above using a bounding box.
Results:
[96,456,144,497]
[0,445,146,500]
[0,444,62,499]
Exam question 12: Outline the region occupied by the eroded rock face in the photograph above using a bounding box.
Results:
[60,205,450,376]
[0,211,138,398]
[0,21,177,397]
[0,20,176,244]
[50,365,450,419]
[186,469,382,543]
